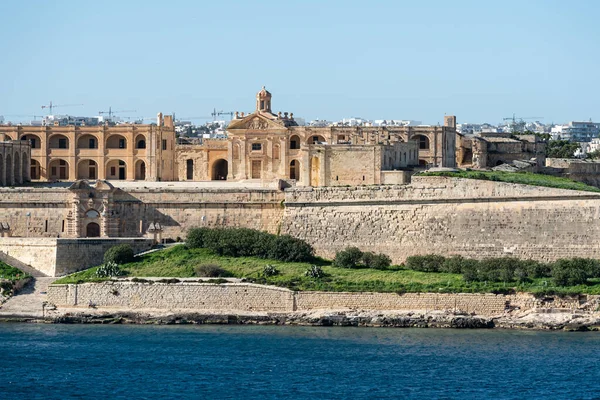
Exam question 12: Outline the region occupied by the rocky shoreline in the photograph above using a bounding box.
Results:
[2,308,600,331]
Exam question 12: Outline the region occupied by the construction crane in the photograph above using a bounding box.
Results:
[41,101,83,115]
[99,107,137,120]
[502,114,544,133]
[210,108,234,121]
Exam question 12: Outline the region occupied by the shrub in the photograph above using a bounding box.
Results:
[405,255,445,273]
[362,252,392,270]
[263,264,279,277]
[103,244,134,264]
[305,265,325,279]
[551,258,598,286]
[333,247,364,268]
[441,256,478,274]
[96,261,123,278]
[194,263,230,278]
[268,235,315,262]
[186,227,211,249]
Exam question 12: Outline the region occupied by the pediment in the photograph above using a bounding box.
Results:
[227,112,286,130]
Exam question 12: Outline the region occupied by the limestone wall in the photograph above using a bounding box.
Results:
[0,238,59,276]
[48,281,597,316]
[282,176,600,262]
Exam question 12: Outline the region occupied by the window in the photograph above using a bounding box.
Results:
[58,138,67,149]
[162,139,167,150]
[119,138,126,149]
[110,167,116,175]
[89,138,96,149]
[137,140,146,149]
[30,138,37,148]
[252,143,262,151]
[313,136,320,144]
[418,135,429,150]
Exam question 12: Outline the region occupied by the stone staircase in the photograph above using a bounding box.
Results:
[0,277,55,318]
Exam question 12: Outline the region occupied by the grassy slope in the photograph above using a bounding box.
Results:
[54,245,600,295]
[0,261,30,281]
[420,170,600,192]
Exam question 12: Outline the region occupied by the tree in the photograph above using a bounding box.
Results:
[546,140,580,158]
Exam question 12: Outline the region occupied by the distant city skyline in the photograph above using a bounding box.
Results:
[1,0,599,125]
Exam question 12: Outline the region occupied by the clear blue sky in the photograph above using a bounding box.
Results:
[0,0,598,125]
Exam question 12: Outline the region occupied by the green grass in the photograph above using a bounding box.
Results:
[0,261,30,281]
[53,245,600,295]
[419,170,600,192]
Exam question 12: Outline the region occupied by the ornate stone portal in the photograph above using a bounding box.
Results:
[67,180,119,238]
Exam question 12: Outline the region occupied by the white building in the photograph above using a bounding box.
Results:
[551,121,600,142]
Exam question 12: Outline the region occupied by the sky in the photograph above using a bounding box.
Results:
[0,0,598,125]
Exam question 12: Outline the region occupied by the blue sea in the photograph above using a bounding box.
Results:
[1,324,599,399]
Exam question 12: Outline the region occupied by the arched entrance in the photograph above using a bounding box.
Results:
[106,159,127,180]
[135,160,146,180]
[135,134,146,149]
[186,159,194,180]
[290,160,300,180]
[49,159,69,180]
[308,135,326,144]
[5,153,12,185]
[415,135,430,150]
[290,135,300,149]
[77,160,98,179]
[86,222,100,237]
[212,159,228,180]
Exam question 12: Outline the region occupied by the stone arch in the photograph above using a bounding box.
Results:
[135,160,146,180]
[106,134,127,149]
[186,159,194,180]
[22,151,28,182]
[86,222,101,238]
[106,159,127,180]
[77,159,98,179]
[77,134,99,149]
[135,134,146,149]
[211,159,228,180]
[290,135,301,149]
[290,159,300,180]
[49,158,69,180]
[30,159,41,180]
[307,135,326,144]
[4,153,12,186]
[310,156,320,186]
[13,151,21,184]
[48,134,69,149]
[21,134,41,149]
[414,134,430,150]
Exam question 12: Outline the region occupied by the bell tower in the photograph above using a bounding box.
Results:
[256,86,272,113]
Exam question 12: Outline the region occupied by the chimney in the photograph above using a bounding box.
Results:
[157,112,164,126]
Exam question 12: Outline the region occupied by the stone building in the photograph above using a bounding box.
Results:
[0,113,176,182]
[0,140,31,186]
[178,87,440,185]
[456,132,546,170]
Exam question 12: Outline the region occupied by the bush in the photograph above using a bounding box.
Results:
[269,235,315,262]
[186,227,212,249]
[440,256,478,274]
[305,265,325,279]
[333,247,364,268]
[551,258,598,286]
[362,252,392,270]
[96,261,123,278]
[262,264,279,277]
[194,263,230,278]
[405,255,445,273]
[103,244,135,265]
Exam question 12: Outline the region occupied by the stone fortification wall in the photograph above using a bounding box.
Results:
[48,282,598,315]
[282,176,600,262]
[0,238,152,277]
[112,188,285,238]
[48,282,294,312]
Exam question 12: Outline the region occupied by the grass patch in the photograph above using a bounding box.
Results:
[0,261,30,281]
[419,170,600,192]
[53,245,600,295]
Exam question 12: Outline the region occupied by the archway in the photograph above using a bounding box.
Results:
[290,160,300,180]
[135,134,146,149]
[414,135,430,150]
[135,160,146,180]
[106,159,127,180]
[30,159,41,180]
[77,134,99,149]
[106,135,127,149]
[211,159,228,180]
[13,152,21,184]
[49,134,69,149]
[5,153,12,185]
[21,134,41,149]
[49,159,69,180]
[86,222,100,238]
[22,152,28,182]
[308,135,326,144]
[77,160,98,179]
[290,135,301,149]
[186,159,194,180]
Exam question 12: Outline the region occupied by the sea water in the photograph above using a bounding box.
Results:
[1,324,599,399]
